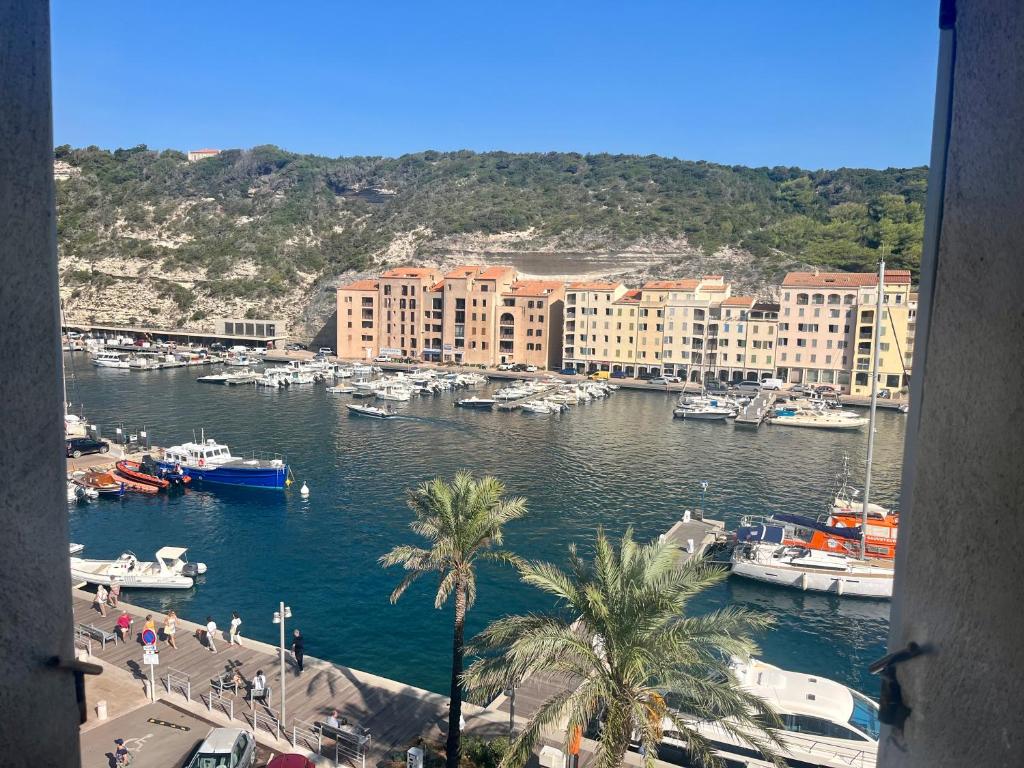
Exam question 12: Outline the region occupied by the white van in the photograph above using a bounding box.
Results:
[760,377,785,390]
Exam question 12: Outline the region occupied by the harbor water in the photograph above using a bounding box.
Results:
[66,359,900,697]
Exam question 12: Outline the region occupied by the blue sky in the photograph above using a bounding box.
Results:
[52,1,939,169]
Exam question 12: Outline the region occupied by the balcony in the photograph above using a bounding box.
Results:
[500,329,514,339]
[565,321,575,332]
[361,298,374,307]
[499,341,514,352]
[361,310,374,320]
[454,325,465,338]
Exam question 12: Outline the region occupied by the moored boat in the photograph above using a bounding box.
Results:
[72,471,127,497]
[156,437,290,490]
[70,547,206,589]
[456,396,496,409]
[115,457,191,488]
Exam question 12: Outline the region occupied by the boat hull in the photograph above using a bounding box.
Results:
[70,561,193,589]
[156,461,288,490]
[730,558,893,599]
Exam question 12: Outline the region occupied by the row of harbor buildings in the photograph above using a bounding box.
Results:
[335,266,916,397]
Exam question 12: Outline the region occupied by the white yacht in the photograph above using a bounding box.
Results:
[730,517,893,599]
[673,403,733,420]
[376,383,412,401]
[770,407,868,430]
[92,351,131,369]
[70,547,207,589]
[456,396,496,409]
[652,657,879,768]
[326,384,356,394]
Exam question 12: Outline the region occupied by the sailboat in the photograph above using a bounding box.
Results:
[673,328,735,420]
[730,261,896,598]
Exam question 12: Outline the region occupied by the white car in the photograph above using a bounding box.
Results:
[524,365,538,372]
[374,355,392,363]
[318,347,334,356]
[497,363,515,371]
[186,727,256,768]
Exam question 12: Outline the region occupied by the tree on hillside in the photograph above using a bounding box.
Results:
[464,528,784,768]
[380,472,528,768]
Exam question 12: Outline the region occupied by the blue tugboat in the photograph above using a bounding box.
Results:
[157,437,290,490]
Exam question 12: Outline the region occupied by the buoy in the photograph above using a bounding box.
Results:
[300,482,310,497]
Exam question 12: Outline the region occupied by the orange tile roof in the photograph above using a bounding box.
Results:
[504,280,565,297]
[431,280,445,291]
[478,265,514,280]
[721,296,755,307]
[613,289,642,304]
[568,281,623,291]
[339,279,379,291]
[782,270,912,288]
[381,267,436,279]
[642,279,699,290]
[444,265,483,279]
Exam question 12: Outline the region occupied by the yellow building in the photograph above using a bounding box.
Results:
[716,297,780,382]
[562,282,629,371]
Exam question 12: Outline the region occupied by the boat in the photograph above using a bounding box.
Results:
[769,408,868,430]
[91,351,131,369]
[376,384,412,401]
[456,396,496,409]
[108,470,161,495]
[223,354,256,367]
[67,481,98,502]
[673,403,733,420]
[69,543,84,556]
[196,368,260,385]
[521,400,555,414]
[346,403,397,419]
[115,457,191,488]
[70,547,206,589]
[652,656,879,768]
[351,389,376,399]
[72,471,127,497]
[156,437,290,490]
[326,385,356,394]
[729,519,894,598]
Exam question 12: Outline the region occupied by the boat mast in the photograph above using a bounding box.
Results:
[861,260,885,559]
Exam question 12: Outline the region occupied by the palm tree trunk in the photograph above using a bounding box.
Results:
[600,702,632,768]
[446,579,466,768]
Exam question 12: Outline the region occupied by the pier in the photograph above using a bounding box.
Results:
[495,384,562,410]
[661,514,727,562]
[734,390,776,427]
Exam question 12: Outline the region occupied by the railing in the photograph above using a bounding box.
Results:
[291,718,320,752]
[164,668,191,702]
[249,706,281,741]
[205,686,234,721]
[73,629,92,657]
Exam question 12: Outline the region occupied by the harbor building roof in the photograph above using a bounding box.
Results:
[477,265,513,280]
[567,281,623,291]
[503,280,564,297]
[613,289,642,304]
[444,265,483,279]
[722,296,756,307]
[642,279,700,290]
[783,269,913,288]
[381,267,437,279]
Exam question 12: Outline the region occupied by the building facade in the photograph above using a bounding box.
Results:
[498,280,565,369]
[562,282,629,371]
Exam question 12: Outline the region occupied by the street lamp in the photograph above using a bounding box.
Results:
[272,602,292,727]
[699,480,709,520]
[503,680,519,738]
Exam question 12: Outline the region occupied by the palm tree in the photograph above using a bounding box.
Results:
[464,527,785,768]
[380,471,528,768]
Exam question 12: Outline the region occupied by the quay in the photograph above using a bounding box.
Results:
[661,514,728,562]
[734,390,777,427]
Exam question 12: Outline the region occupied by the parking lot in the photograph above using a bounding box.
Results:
[80,700,278,768]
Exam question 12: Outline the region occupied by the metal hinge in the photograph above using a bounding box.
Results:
[869,641,924,730]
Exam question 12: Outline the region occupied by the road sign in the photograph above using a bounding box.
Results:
[143,649,159,665]
[141,628,157,645]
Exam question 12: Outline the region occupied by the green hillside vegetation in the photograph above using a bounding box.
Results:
[55,144,927,299]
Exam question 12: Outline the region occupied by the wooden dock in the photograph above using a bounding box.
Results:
[661,515,727,561]
[734,391,776,427]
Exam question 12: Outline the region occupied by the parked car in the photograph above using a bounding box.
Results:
[760,377,785,390]
[649,376,671,385]
[373,355,392,363]
[789,384,813,395]
[705,381,730,395]
[66,437,108,459]
[267,756,316,768]
[814,384,839,394]
[497,363,515,371]
[610,370,628,379]
[318,347,334,356]
[285,342,307,351]
[186,728,256,768]
[524,364,538,372]
[734,380,762,393]
[559,367,578,376]
[589,370,611,381]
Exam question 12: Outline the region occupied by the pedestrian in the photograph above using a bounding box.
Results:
[113,738,130,766]
[95,584,108,617]
[143,614,156,635]
[115,610,132,643]
[229,611,242,645]
[163,611,177,649]
[252,669,267,693]
[326,709,340,729]
[108,582,121,608]
[206,616,218,653]
[291,628,304,673]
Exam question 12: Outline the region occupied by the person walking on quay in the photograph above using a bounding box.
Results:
[206,616,218,653]
[143,614,156,636]
[115,610,132,643]
[229,611,242,646]
[291,628,304,673]
[108,582,121,608]
[163,611,178,649]
[95,584,108,617]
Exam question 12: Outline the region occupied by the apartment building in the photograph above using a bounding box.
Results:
[498,280,565,369]
[849,275,915,396]
[438,265,516,365]
[562,282,629,371]
[336,278,381,359]
[716,297,780,382]
[336,267,441,359]
[776,269,913,392]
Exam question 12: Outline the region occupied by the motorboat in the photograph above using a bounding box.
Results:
[91,351,131,369]
[67,481,98,502]
[521,401,555,414]
[347,403,397,419]
[116,457,190,489]
[769,407,868,430]
[69,543,85,556]
[326,385,356,394]
[730,518,893,599]
[651,656,879,768]
[70,547,206,589]
[456,396,496,409]
[108,470,160,495]
[71,471,126,497]
[157,437,290,490]
[223,354,256,367]
[376,384,412,401]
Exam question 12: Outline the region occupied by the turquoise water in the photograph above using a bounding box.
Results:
[66,359,898,697]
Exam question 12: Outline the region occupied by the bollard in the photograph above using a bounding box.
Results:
[687,538,695,554]
[96,700,108,720]
[683,509,691,523]
[143,677,153,701]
